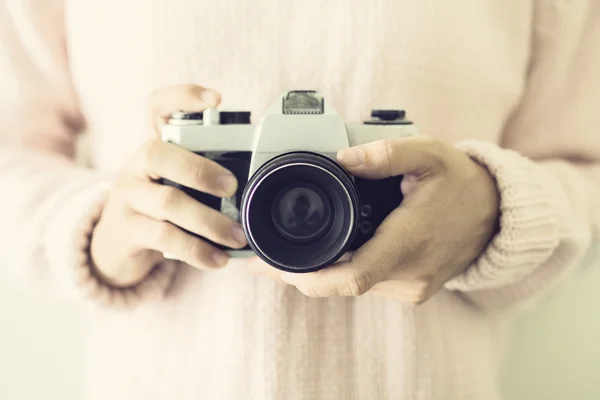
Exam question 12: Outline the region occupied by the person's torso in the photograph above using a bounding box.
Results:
[65,1,529,399]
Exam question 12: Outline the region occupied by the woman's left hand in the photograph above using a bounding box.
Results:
[248,136,500,303]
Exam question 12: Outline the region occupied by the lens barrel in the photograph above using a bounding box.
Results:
[241,152,360,273]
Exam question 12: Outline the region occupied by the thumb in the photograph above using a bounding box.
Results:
[336,136,445,179]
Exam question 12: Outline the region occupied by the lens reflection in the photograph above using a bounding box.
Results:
[271,182,332,244]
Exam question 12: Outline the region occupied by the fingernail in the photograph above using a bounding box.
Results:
[231,225,247,247]
[211,251,229,267]
[337,148,364,168]
[217,174,237,196]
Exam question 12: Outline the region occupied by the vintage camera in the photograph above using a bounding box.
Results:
[161,90,418,273]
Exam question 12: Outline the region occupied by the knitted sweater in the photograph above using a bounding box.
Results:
[1,0,599,399]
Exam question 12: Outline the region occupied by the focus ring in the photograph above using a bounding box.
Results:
[241,152,360,273]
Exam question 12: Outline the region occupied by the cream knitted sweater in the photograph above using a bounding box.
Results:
[1,0,599,399]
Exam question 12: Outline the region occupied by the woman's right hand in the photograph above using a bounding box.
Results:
[90,84,248,288]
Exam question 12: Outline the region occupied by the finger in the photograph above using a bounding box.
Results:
[247,253,353,283]
[336,135,448,179]
[280,261,382,297]
[147,83,221,135]
[281,209,421,297]
[130,213,229,270]
[369,264,444,304]
[128,139,238,197]
[247,257,283,280]
[123,180,247,249]
[279,250,389,298]
[369,279,433,304]
[343,205,426,274]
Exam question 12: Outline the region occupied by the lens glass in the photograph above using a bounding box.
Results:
[271,182,332,244]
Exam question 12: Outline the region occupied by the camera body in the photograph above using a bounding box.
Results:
[161,90,418,273]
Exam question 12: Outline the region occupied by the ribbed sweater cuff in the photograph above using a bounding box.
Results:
[445,140,561,292]
[43,179,177,308]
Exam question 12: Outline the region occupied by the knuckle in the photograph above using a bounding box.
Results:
[379,139,396,175]
[180,84,198,98]
[419,229,436,251]
[380,138,395,157]
[184,236,202,256]
[183,84,204,100]
[409,222,435,254]
[184,238,210,264]
[153,221,173,246]
[188,159,208,183]
[423,139,448,171]
[347,269,374,296]
[157,185,180,211]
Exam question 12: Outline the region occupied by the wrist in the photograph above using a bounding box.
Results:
[445,140,560,292]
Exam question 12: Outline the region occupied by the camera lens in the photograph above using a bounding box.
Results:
[271,182,333,244]
[241,151,360,273]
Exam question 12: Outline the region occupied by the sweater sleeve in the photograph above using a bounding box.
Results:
[0,1,176,308]
[444,0,600,311]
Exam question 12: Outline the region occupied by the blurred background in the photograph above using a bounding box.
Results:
[1,252,600,399]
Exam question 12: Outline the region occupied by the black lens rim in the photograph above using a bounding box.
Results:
[241,151,360,273]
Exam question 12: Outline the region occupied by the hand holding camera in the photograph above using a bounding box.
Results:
[90,85,248,288]
[250,136,500,303]
[232,91,498,303]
